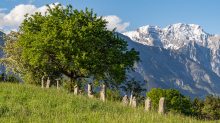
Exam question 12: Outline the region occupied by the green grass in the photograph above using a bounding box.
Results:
[0,82,218,123]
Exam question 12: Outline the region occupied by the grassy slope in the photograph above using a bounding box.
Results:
[0,82,218,123]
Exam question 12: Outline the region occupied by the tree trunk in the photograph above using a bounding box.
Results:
[68,71,74,91]
[68,77,73,91]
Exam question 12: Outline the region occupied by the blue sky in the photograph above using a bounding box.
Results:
[0,0,220,35]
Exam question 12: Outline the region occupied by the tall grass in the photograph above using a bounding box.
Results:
[0,82,218,122]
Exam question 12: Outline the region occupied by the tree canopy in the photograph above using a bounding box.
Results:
[16,3,141,91]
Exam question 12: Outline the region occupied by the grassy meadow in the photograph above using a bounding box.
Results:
[0,82,219,123]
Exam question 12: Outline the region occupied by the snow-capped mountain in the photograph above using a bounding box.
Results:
[122,23,220,77]
[118,32,220,101]
[123,23,210,49]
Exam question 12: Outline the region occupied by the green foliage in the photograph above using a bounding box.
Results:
[93,90,100,98]
[93,88,123,102]
[6,74,20,83]
[142,88,220,121]
[145,88,193,116]
[192,96,200,116]
[0,72,20,83]
[192,96,205,119]
[191,94,220,121]
[16,3,141,91]
[0,30,63,86]
[135,92,146,108]
[120,76,147,106]
[106,88,123,102]
[201,94,220,120]
[120,76,147,96]
[0,72,6,81]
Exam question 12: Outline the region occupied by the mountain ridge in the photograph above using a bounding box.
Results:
[118,32,220,100]
[122,23,220,78]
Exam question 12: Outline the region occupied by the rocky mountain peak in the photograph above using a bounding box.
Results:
[164,23,207,41]
[122,23,220,78]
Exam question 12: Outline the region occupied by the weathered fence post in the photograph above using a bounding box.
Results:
[132,96,138,108]
[55,78,61,89]
[46,77,50,88]
[121,95,129,106]
[158,97,166,114]
[74,85,79,95]
[88,83,94,98]
[100,83,106,102]
[145,97,151,111]
[41,76,44,88]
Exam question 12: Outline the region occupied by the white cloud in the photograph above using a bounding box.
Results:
[102,15,130,32]
[0,8,7,12]
[0,4,130,34]
[0,2,66,33]
[28,0,35,4]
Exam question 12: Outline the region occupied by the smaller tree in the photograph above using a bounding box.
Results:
[199,99,205,118]
[202,94,220,120]
[0,72,20,83]
[192,96,200,116]
[120,76,147,105]
[191,96,205,119]
[135,92,146,108]
[0,72,6,82]
[146,88,193,115]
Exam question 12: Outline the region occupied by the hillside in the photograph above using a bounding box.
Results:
[0,82,214,122]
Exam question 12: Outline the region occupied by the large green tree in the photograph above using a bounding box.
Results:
[16,3,141,91]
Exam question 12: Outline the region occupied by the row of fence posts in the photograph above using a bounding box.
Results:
[41,77,166,114]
